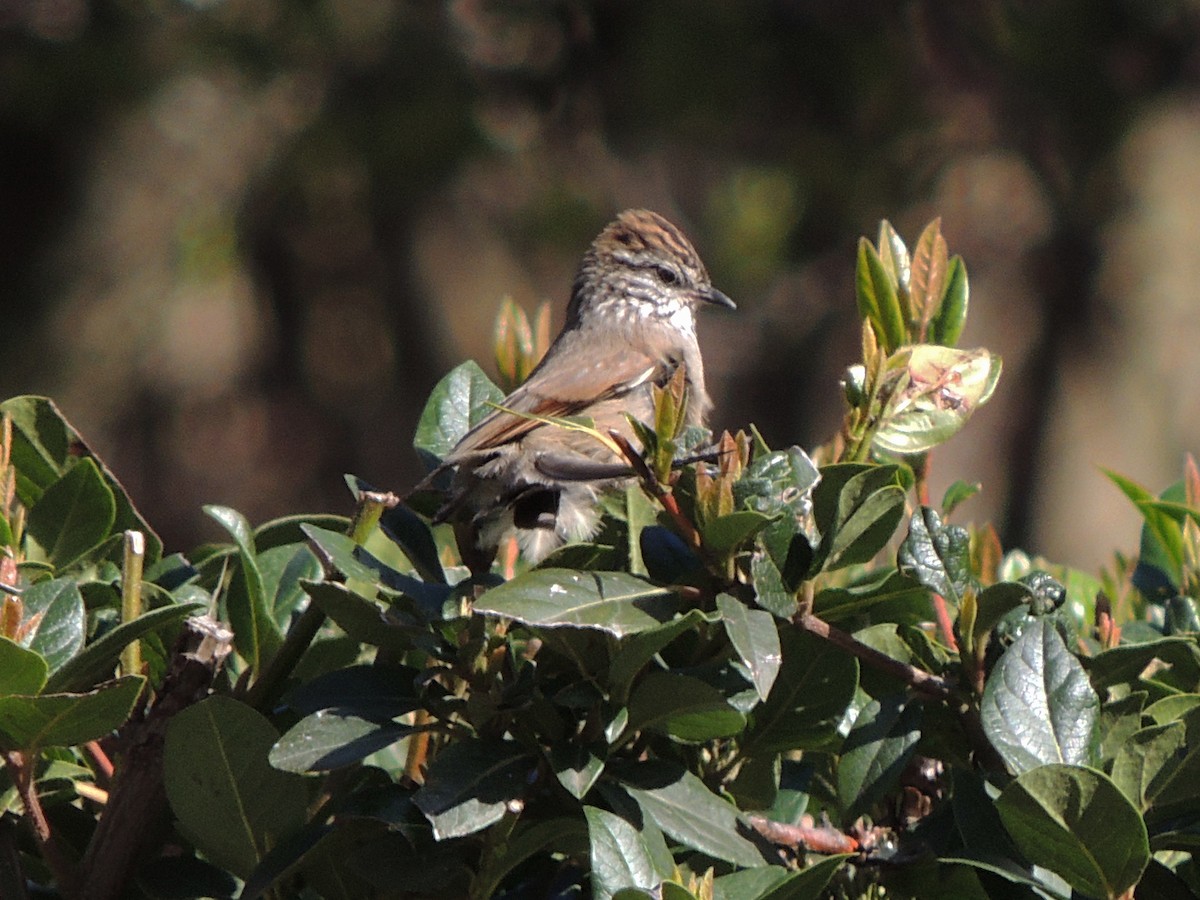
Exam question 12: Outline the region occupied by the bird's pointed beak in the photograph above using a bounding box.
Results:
[701,286,737,310]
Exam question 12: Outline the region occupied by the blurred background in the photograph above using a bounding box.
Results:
[3,0,1200,572]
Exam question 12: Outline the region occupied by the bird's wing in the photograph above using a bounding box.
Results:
[444,336,668,461]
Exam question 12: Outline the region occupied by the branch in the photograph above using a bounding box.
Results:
[77,615,234,900]
[793,611,952,701]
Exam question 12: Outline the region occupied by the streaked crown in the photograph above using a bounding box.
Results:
[566,209,734,326]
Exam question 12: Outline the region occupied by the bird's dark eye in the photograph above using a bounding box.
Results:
[653,265,678,286]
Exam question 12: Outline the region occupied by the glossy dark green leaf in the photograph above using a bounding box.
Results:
[254,543,320,629]
[996,764,1147,898]
[898,507,971,605]
[475,816,589,900]
[622,767,762,867]
[552,744,605,799]
[19,576,85,673]
[717,593,781,701]
[727,752,779,812]
[837,694,922,823]
[813,464,905,573]
[44,601,203,693]
[744,629,858,755]
[928,254,968,346]
[971,581,1036,648]
[750,551,798,619]
[412,738,531,839]
[301,581,426,656]
[283,663,420,721]
[378,500,446,585]
[301,524,451,613]
[412,360,505,464]
[702,509,776,558]
[585,807,662,900]
[812,569,928,623]
[0,637,48,695]
[1084,637,1200,694]
[761,855,853,900]
[981,619,1099,774]
[623,672,745,743]
[164,696,309,879]
[735,446,820,519]
[0,675,144,751]
[206,505,281,672]
[607,608,711,703]
[1111,706,1200,816]
[269,710,412,773]
[25,458,115,569]
[474,569,678,638]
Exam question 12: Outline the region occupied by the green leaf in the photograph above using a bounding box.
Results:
[971,581,1036,649]
[44,601,203,693]
[1144,693,1200,725]
[750,551,798,619]
[717,593,782,701]
[163,696,309,880]
[898,507,971,605]
[873,346,1001,455]
[552,745,605,799]
[623,672,745,743]
[855,237,906,353]
[837,694,922,823]
[301,581,423,656]
[269,710,412,773]
[413,360,505,464]
[0,675,144,751]
[474,569,678,638]
[0,637,48,695]
[715,855,849,900]
[1104,469,1184,591]
[701,510,776,558]
[1111,706,1200,815]
[981,619,1099,774]
[25,458,116,569]
[302,524,451,613]
[282,663,420,721]
[474,816,589,900]
[941,479,980,517]
[607,608,712,703]
[744,629,858,754]
[585,807,663,900]
[412,738,531,839]
[929,255,969,346]
[254,543,320,630]
[19,577,85,673]
[1,396,163,563]
[206,505,282,672]
[1084,637,1200,694]
[813,464,906,572]
[622,767,762,867]
[812,568,928,623]
[996,764,1148,898]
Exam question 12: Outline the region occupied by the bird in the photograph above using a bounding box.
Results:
[422,208,735,571]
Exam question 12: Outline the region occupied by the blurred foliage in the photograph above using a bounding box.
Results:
[3,0,1200,588]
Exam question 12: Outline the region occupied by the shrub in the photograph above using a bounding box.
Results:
[1,220,1194,900]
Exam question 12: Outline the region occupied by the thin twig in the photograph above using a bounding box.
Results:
[3,750,81,897]
[793,611,952,701]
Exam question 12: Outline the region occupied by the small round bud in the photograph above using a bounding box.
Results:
[842,365,868,407]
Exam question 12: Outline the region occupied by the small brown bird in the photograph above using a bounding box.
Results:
[427,209,735,568]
